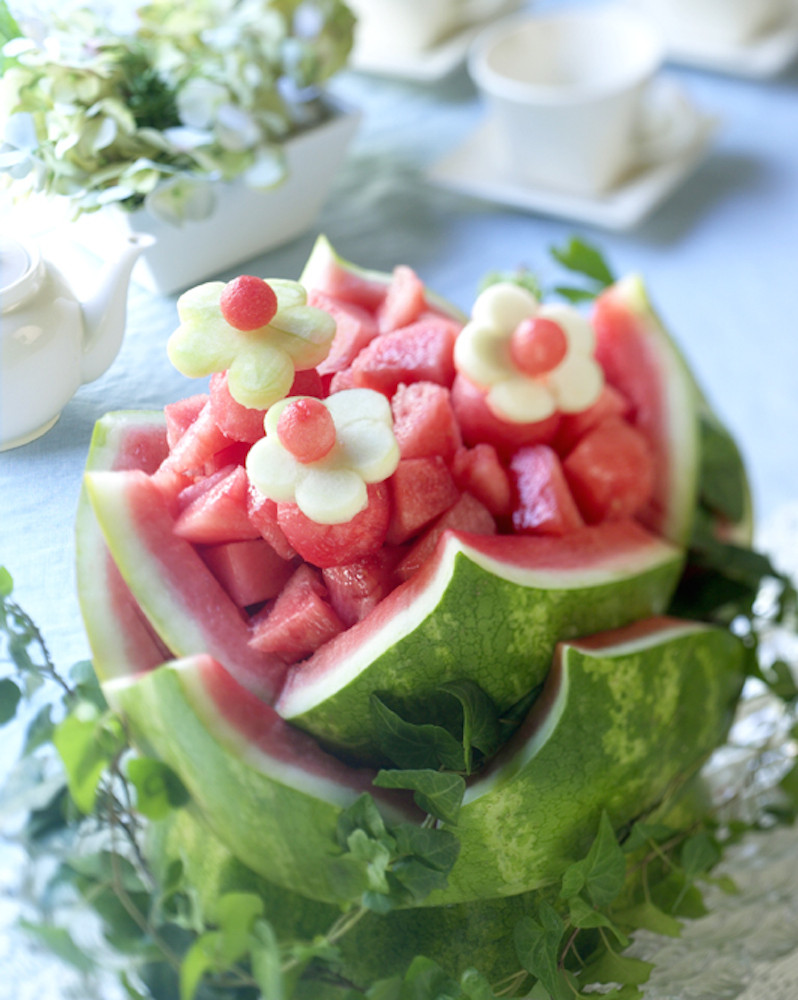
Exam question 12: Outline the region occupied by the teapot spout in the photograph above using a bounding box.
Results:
[80,233,156,383]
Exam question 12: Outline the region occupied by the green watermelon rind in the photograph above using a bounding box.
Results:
[277,528,686,761]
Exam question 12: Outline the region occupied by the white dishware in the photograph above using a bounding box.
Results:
[467,3,684,198]
[348,0,518,57]
[631,0,790,48]
[0,232,152,450]
[427,90,718,231]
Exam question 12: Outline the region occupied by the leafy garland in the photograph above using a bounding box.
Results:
[1,241,798,1000]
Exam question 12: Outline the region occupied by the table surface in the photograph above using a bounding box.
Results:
[1,0,798,996]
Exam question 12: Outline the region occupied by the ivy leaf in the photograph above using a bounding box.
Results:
[19,920,96,974]
[370,693,466,772]
[373,769,465,825]
[53,706,117,813]
[613,900,683,938]
[22,703,55,754]
[679,831,721,887]
[478,268,542,300]
[250,918,285,1000]
[697,417,747,523]
[0,565,13,597]
[400,955,462,999]
[440,679,504,765]
[622,820,675,854]
[337,792,390,848]
[127,757,190,819]
[551,237,615,290]
[568,895,629,946]
[459,967,496,999]
[392,823,460,874]
[513,901,569,1000]
[560,811,626,908]
[581,948,654,989]
[0,676,21,724]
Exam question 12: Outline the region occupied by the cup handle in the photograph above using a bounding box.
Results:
[633,79,705,168]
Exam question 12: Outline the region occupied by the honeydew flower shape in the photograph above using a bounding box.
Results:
[246,390,400,525]
[453,282,605,423]
[167,277,335,409]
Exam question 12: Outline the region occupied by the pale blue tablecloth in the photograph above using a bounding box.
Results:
[1,0,798,995]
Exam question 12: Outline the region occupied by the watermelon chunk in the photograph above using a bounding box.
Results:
[395,492,496,582]
[451,444,512,518]
[386,456,461,545]
[249,565,345,661]
[509,445,585,537]
[321,549,401,627]
[200,538,295,608]
[173,464,261,545]
[209,372,267,444]
[164,393,207,449]
[309,289,379,378]
[246,485,297,561]
[377,265,426,333]
[350,316,459,396]
[390,381,462,461]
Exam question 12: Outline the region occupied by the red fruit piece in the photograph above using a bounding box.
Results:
[451,373,560,459]
[553,384,630,456]
[510,445,585,537]
[249,564,344,661]
[563,418,655,524]
[309,290,379,379]
[510,317,568,377]
[390,381,462,462]
[174,464,262,545]
[220,275,278,331]
[395,492,496,582]
[152,400,234,503]
[209,372,267,443]
[200,538,296,608]
[277,482,391,568]
[289,368,325,398]
[377,265,426,333]
[164,393,207,449]
[386,457,461,545]
[351,315,459,396]
[322,549,401,627]
[276,398,336,464]
[451,444,512,518]
[246,485,297,561]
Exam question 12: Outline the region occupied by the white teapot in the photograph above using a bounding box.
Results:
[0,232,153,450]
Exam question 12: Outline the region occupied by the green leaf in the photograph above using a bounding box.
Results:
[22,703,55,754]
[346,828,392,894]
[391,856,451,900]
[551,237,615,289]
[552,285,602,305]
[370,693,466,772]
[250,918,285,1000]
[612,900,683,938]
[53,706,115,813]
[337,792,389,848]
[560,811,626,908]
[568,895,628,945]
[20,920,95,974]
[373,769,466,825]
[400,955,462,999]
[392,823,460,873]
[478,269,542,300]
[680,831,721,882]
[622,820,675,854]
[0,676,21,724]
[581,948,654,989]
[697,417,747,522]
[440,679,504,764]
[127,756,190,819]
[180,931,219,1000]
[459,967,496,1000]
[0,566,12,598]
[513,901,569,1000]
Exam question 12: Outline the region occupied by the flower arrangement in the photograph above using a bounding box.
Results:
[0,0,356,223]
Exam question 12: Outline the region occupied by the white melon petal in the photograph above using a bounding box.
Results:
[540,303,595,356]
[295,467,367,524]
[270,279,307,311]
[454,323,512,387]
[548,356,604,414]
[336,420,400,483]
[325,388,393,429]
[487,377,556,424]
[246,437,300,502]
[471,282,538,329]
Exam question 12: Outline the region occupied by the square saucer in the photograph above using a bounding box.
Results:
[427,110,720,232]
[661,0,798,77]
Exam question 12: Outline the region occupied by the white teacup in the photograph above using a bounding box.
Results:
[631,0,788,48]
[468,4,684,197]
[348,0,518,57]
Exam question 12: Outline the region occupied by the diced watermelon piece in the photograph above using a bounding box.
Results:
[288,368,325,398]
[451,444,512,518]
[390,381,462,462]
[350,316,459,396]
[164,394,207,449]
[563,418,655,524]
[154,401,233,483]
[395,492,496,582]
[309,290,379,378]
[203,440,251,474]
[386,457,461,545]
[246,485,297,561]
[322,549,401,627]
[328,368,357,393]
[450,374,561,458]
[377,265,426,333]
[303,251,387,313]
[174,465,261,545]
[209,372,267,443]
[553,384,630,455]
[510,445,585,537]
[249,564,345,661]
[277,482,391,569]
[200,538,296,608]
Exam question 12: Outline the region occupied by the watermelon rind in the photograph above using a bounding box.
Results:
[106,653,416,904]
[277,524,685,762]
[429,616,745,904]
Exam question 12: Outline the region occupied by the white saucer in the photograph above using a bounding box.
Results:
[661,1,798,77]
[350,1,521,82]
[427,106,719,232]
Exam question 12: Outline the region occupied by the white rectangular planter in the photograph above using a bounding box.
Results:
[76,101,360,296]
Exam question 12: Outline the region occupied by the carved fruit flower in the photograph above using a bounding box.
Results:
[246,389,400,525]
[453,282,604,423]
[167,275,336,410]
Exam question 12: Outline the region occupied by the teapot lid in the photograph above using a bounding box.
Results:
[1,237,45,311]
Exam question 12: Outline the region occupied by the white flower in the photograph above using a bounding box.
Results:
[454,282,604,424]
[246,389,400,525]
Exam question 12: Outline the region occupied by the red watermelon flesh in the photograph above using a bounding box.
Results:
[395,492,496,583]
[510,446,585,537]
[390,381,462,461]
[451,444,512,518]
[200,538,296,609]
[377,264,427,333]
[322,549,401,627]
[309,289,379,379]
[209,372,268,443]
[386,457,462,545]
[350,316,458,396]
